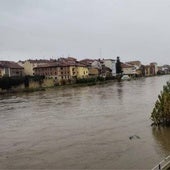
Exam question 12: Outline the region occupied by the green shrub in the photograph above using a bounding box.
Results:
[151,81,170,126]
[76,77,96,84]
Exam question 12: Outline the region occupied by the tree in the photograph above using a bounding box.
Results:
[151,81,170,126]
[116,56,122,75]
[0,76,24,90]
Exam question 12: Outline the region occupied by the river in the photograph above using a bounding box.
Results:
[0,75,170,169]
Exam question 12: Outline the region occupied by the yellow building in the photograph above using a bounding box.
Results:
[69,64,89,79]
[76,65,89,79]
[69,65,77,78]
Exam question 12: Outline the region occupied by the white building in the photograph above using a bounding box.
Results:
[103,59,116,76]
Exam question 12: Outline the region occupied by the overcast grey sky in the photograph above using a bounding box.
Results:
[0,0,170,65]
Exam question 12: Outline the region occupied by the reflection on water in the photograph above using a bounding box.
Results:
[152,126,170,155]
[0,75,170,169]
[116,81,123,101]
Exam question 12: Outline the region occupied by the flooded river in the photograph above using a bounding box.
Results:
[0,75,170,169]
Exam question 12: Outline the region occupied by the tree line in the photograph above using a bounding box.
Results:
[0,76,45,90]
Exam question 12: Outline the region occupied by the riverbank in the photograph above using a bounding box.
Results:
[0,74,169,95]
[0,79,116,95]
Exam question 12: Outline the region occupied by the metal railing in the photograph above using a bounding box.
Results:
[152,155,170,170]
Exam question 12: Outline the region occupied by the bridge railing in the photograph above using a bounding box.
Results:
[152,155,170,170]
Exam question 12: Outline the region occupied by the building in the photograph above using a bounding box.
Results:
[79,59,94,67]
[76,64,89,79]
[91,59,114,78]
[88,68,99,77]
[121,63,136,76]
[18,59,52,76]
[91,60,102,70]
[79,59,100,78]
[161,65,170,74]
[126,61,141,67]
[34,59,89,84]
[57,57,89,79]
[103,59,116,76]
[126,61,143,76]
[34,62,70,82]
[150,62,158,75]
[0,61,24,77]
[144,65,151,76]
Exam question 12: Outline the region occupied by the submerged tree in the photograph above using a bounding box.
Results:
[151,81,170,126]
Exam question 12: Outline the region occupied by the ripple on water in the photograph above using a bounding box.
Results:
[0,76,170,169]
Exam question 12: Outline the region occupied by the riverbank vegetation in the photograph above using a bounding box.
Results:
[0,76,24,90]
[151,81,170,126]
[76,76,115,84]
[0,75,45,93]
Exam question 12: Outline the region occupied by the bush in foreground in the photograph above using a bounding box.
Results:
[151,81,170,126]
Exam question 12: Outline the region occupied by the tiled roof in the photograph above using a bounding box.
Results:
[34,61,87,69]
[28,59,51,64]
[126,61,141,66]
[121,63,134,68]
[0,61,23,69]
[79,59,94,66]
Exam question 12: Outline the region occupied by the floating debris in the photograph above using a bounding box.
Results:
[129,135,140,140]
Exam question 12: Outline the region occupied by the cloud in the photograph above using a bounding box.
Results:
[0,0,170,65]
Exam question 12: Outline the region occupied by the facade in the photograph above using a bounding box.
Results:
[126,61,143,76]
[34,63,70,81]
[0,61,24,77]
[121,63,136,76]
[144,63,158,76]
[144,65,151,76]
[34,61,89,84]
[150,62,158,75]
[57,57,89,79]
[76,65,89,79]
[126,61,141,67]
[103,59,116,76]
[79,59,94,67]
[18,59,52,76]
[69,64,89,79]
[161,65,170,74]
[91,59,114,78]
[100,65,112,78]
[88,68,99,77]
[91,60,102,69]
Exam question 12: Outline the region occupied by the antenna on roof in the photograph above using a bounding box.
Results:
[99,48,102,58]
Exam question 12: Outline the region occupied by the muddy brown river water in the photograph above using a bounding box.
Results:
[0,75,170,169]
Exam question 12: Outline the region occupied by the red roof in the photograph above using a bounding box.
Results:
[27,59,51,64]
[121,63,134,68]
[34,61,86,69]
[0,61,23,69]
